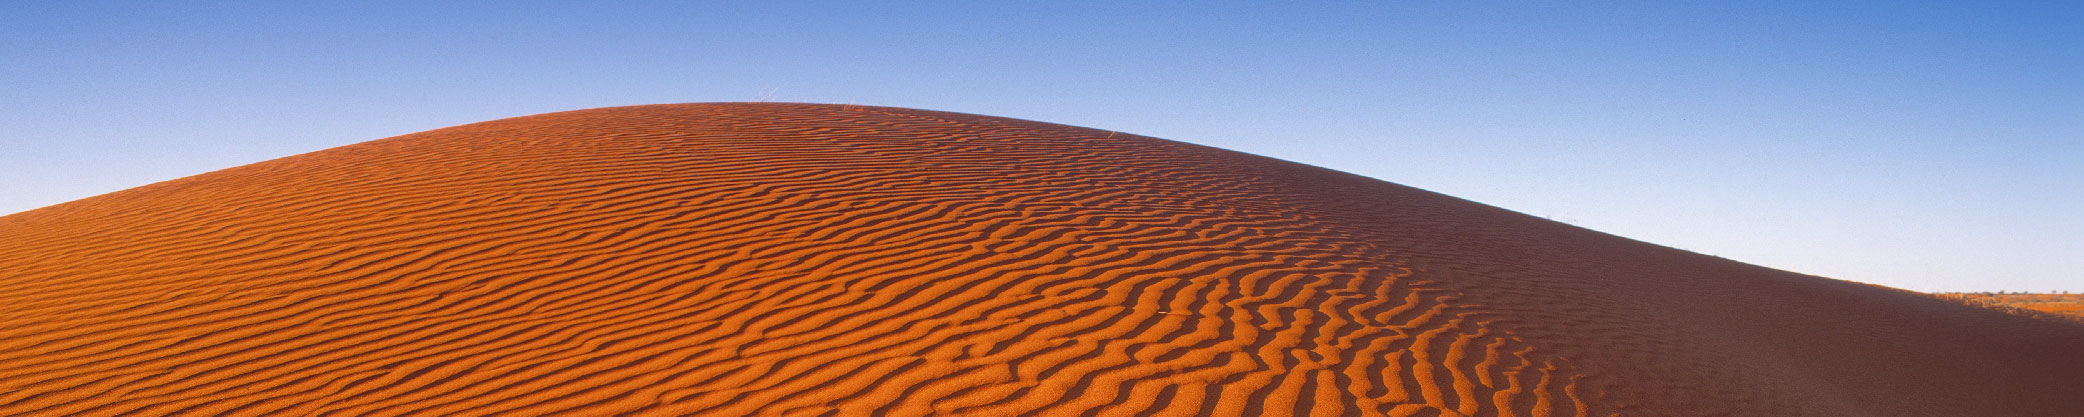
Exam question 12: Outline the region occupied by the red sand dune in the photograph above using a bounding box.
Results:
[1941,293,2084,321]
[2,103,2080,416]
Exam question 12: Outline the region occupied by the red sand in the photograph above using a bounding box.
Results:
[1,103,2079,416]
[1941,293,2084,321]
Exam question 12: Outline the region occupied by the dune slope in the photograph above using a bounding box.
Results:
[1,103,2079,416]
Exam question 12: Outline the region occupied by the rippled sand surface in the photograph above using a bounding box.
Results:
[3,103,2079,416]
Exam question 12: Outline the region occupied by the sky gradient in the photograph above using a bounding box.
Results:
[3,1,2078,292]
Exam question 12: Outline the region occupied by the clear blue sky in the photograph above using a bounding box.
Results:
[3,1,2077,292]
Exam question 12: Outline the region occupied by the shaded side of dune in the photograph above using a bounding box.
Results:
[0,103,2079,416]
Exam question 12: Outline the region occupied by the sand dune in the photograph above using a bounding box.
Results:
[1,103,2079,416]
[1941,293,2084,321]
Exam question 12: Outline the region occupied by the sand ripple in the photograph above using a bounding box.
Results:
[2,104,2079,416]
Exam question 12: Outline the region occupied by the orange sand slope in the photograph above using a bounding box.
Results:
[1941,293,2084,321]
[2,103,2080,417]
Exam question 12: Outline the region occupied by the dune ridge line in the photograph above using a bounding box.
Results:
[1,103,2080,416]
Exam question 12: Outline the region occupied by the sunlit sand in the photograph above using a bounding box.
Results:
[2,103,2078,416]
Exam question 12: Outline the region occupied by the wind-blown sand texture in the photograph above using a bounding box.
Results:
[2,103,2080,416]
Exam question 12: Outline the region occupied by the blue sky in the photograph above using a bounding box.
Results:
[2,1,2077,292]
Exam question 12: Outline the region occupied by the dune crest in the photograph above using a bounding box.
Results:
[2,103,2079,416]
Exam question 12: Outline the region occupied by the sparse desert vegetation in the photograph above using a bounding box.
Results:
[1937,292,2084,321]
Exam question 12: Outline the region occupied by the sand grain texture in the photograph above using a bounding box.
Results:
[2,103,2080,416]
